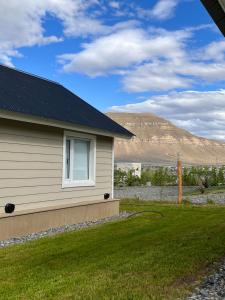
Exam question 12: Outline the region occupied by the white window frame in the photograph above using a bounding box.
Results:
[62,130,96,188]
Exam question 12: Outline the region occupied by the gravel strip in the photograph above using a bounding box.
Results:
[186,260,225,300]
[0,211,131,248]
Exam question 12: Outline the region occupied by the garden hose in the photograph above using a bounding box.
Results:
[127,210,164,218]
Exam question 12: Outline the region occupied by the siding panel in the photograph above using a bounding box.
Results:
[0,152,62,162]
[0,120,113,212]
[0,161,61,169]
[0,143,62,155]
[0,169,62,179]
[0,183,112,199]
[0,177,111,189]
[0,188,110,206]
[0,195,106,213]
[0,133,61,147]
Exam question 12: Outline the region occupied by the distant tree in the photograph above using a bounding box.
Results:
[183,167,198,186]
[210,167,218,186]
[115,165,225,188]
[140,170,152,185]
[126,170,141,186]
[218,167,224,185]
[114,169,127,187]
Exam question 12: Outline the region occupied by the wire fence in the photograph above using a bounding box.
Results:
[114,185,197,202]
[114,160,225,204]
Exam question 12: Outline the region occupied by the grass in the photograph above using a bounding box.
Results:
[1,200,225,299]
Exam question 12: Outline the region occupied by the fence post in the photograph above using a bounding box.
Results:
[177,153,183,204]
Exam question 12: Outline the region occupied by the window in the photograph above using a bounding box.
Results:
[63,131,96,187]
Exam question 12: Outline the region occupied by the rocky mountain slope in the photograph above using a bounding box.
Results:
[107,112,225,166]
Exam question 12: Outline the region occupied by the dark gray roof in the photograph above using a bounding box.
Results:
[0,64,133,138]
[201,0,225,37]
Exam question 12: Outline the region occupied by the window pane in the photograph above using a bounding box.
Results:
[65,139,70,179]
[73,140,90,180]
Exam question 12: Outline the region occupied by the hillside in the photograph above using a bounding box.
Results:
[107,112,225,166]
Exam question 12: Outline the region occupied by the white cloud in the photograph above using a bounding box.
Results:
[109,1,120,9]
[1,0,153,66]
[109,90,225,140]
[200,40,225,61]
[58,27,189,76]
[0,0,105,66]
[136,0,179,20]
[149,0,179,20]
[59,25,225,92]
[123,60,225,92]
[122,61,192,92]
[2,0,223,97]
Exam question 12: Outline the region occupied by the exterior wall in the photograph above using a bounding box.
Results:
[0,118,113,214]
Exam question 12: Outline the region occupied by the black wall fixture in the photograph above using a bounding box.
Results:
[104,193,110,200]
[5,203,15,214]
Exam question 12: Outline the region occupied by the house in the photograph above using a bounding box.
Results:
[200,0,225,36]
[115,162,142,178]
[0,64,133,240]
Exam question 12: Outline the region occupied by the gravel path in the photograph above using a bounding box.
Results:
[0,212,130,248]
[187,260,225,300]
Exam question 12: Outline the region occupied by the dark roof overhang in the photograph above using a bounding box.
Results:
[0,64,134,139]
[201,0,225,37]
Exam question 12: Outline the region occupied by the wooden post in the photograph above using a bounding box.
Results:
[177,153,183,204]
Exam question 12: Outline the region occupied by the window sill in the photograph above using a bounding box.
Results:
[62,180,96,188]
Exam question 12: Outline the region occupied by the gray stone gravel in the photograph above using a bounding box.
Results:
[186,260,225,300]
[0,211,131,248]
[114,186,197,202]
[185,194,225,205]
[115,186,225,205]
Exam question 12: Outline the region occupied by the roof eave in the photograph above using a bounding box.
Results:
[201,0,225,36]
[0,109,134,139]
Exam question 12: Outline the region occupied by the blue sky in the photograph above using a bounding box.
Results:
[1,0,225,140]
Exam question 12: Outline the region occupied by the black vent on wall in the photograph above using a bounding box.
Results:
[5,203,15,214]
[104,193,110,200]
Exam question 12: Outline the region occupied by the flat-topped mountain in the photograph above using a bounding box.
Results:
[106,112,225,166]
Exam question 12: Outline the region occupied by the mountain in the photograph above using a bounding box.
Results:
[106,112,225,166]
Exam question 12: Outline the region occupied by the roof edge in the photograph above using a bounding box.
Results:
[200,0,225,36]
[0,109,133,139]
[0,64,134,138]
[0,63,61,86]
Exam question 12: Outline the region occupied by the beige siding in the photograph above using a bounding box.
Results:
[0,119,113,213]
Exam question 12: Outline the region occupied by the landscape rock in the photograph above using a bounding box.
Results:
[0,212,131,248]
[186,259,225,300]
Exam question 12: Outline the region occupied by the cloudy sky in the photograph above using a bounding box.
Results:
[1,0,225,140]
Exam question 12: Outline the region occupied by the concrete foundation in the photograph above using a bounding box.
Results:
[0,199,119,240]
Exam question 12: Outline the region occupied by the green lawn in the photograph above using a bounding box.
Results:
[1,200,225,300]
